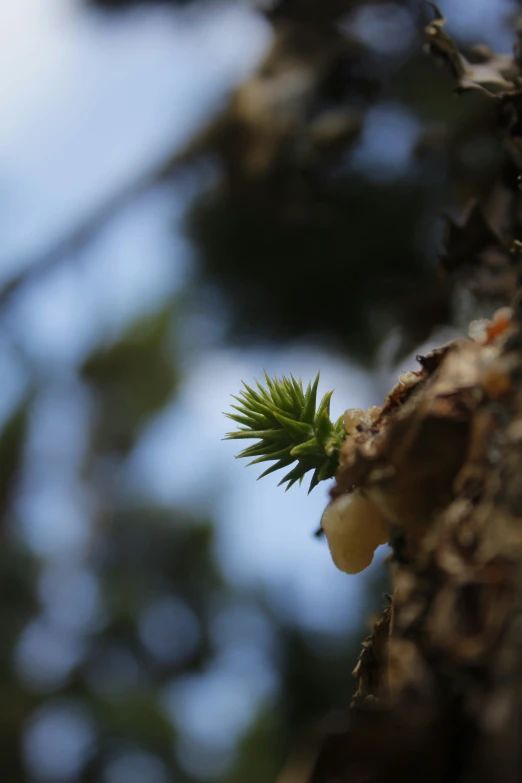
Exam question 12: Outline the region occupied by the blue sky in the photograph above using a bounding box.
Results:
[0,0,388,637]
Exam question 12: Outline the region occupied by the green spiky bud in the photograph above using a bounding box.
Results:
[224,372,346,492]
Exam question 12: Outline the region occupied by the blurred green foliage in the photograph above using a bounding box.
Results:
[82,309,179,453]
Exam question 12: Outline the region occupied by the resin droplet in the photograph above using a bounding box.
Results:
[321,491,389,574]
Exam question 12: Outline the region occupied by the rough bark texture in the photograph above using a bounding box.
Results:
[304,11,522,781]
[310,306,522,782]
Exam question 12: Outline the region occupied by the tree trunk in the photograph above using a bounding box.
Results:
[311,307,522,782]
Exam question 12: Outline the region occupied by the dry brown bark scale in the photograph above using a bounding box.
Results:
[311,305,522,782]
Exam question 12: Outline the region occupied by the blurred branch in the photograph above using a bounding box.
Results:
[0,136,208,310]
[0,97,239,310]
[0,9,370,312]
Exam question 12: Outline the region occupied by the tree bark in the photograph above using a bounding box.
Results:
[310,306,522,782]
